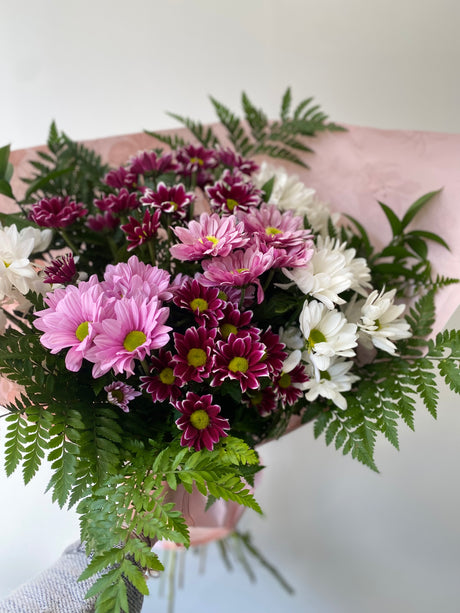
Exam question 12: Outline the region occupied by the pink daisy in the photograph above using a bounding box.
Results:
[212,335,269,393]
[33,276,105,372]
[121,208,162,251]
[102,255,172,302]
[274,364,309,407]
[44,253,78,285]
[173,326,216,383]
[29,196,87,228]
[173,279,224,327]
[94,188,139,214]
[200,245,275,303]
[105,381,141,413]
[175,392,230,451]
[140,349,182,403]
[240,204,313,249]
[141,183,194,220]
[264,242,315,269]
[206,170,262,215]
[85,295,171,378]
[170,213,249,261]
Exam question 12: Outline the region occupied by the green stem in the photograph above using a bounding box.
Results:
[147,240,156,266]
[60,230,79,254]
[239,286,247,311]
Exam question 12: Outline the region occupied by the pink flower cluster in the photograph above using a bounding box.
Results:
[34,255,171,377]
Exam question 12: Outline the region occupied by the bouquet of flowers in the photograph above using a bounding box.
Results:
[0,90,459,613]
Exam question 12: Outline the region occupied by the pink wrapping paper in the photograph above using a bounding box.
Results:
[1,123,459,539]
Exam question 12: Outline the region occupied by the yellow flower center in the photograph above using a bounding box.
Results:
[190,409,210,430]
[75,321,90,342]
[226,198,238,211]
[228,356,249,373]
[190,298,209,312]
[123,330,147,352]
[231,268,249,275]
[3,260,11,268]
[307,328,326,350]
[205,235,219,246]
[187,348,207,367]
[159,367,175,385]
[190,157,204,166]
[218,290,228,301]
[167,201,178,210]
[265,226,283,236]
[278,372,292,389]
[220,323,238,340]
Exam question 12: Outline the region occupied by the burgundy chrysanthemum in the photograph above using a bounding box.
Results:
[216,302,259,342]
[274,364,309,406]
[86,211,119,232]
[206,170,262,215]
[216,148,259,176]
[212,335,269,393]
[94,188,139,213]
[176,145,219,187]
[140,349,182,403]
[246,388,278,417]
[104,166,138,190]
[29,197,87,228]
[173,279,224,327]
[44,253,78,285]
[173,326,216,383]
[259,328,288,375]
[121,208,161,251]
[128,151,177,176]
[141,183,194,220]
[175,392,230,451]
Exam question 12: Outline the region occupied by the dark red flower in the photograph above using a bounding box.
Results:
[129,151,177,176]
[173,326,216,383]
[141,183,194,220]
[44,253,78,285]
[29,197,87,228]
[175,392,229,451]
[121,208,161,251]
[173,279,224,327]
[94,188,139,213]
[212,335,268,393]
[140,349,182,403]
[206,170,262,215]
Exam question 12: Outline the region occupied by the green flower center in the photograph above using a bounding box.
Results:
[226,198,239,211]
[187,348,207,367]
[220,323,238,340]
[249,391,263,406]
[265,226,283,236]
[111,389,124,402]
[75,321,90,342]
[3,260,11,268]
[278,372,292,389]
[228,356,249,373]
[320,370,331,381]
[307,328,326,350]
[123,330,147,352]
[190,298,209,312]
[190,409,210,430]
[159,367,175,385]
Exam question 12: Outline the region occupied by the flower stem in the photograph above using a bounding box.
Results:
[60,230,79,254]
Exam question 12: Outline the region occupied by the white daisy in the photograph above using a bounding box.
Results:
[278,325,304,350]
[282,349,302,373]
[299,299,358,371]
[300,357,359,410]
[284,242,354,309]
[20,227,53,253]
[0,225,38,300]
[358,288,411,354]
[253,162,340,236]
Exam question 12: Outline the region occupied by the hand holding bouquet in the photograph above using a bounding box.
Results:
[0,90,458,612]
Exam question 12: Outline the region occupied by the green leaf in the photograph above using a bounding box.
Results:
[378,202,402,236]
[406,230,450,251]
[0,144,11,177]
[0,178,13,199]
[401,189,442,229]
[280,87,292,121]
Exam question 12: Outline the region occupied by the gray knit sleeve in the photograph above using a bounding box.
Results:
[0,542,144,613]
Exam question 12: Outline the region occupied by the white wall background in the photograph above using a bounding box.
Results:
[1,1,460,612]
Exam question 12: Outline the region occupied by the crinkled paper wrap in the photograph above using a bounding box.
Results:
[1,123,459,538]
